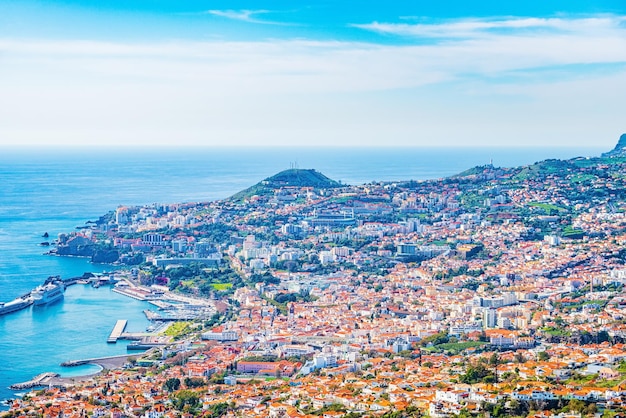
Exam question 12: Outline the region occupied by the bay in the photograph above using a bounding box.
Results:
[0,146,604,406]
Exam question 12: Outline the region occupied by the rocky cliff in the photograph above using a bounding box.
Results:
[602,133,626,157]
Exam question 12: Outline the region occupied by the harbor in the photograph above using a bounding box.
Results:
[10,354,145,391]
[1,271,207,400]
[0,274,88,317]
[105,318,171,349]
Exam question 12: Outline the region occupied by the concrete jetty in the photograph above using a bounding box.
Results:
[60,354,132,368]
[107,319,128,343]
[9,372,59,389]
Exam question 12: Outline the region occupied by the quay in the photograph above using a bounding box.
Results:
[107,319,128,343]
[9,372,59,390]
[112,286,149,301]
[60,354,132,368]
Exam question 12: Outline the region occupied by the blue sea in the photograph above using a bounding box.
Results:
[0,146,604,407]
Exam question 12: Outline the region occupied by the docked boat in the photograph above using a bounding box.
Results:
[31,281,65,306]
[0,297,33,316]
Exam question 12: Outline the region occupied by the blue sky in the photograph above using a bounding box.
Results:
[1,1,625,148]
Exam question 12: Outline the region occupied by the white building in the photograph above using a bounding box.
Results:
[482,308,497,329]
[201,331,239,341]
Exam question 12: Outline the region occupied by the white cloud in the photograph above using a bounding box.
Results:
[0,15,625,147]
[205,9,292,26]
[352,15,626,40]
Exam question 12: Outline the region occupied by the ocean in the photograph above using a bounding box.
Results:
[0,146,604,406]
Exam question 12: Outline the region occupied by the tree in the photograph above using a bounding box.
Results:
[184,377,206,388]
[460,362,495,384]
[206,402,230,417]
[489,352,499,366]
[163,377,180,392]
[537,351,550,361]
[172,389,200,412]
[566,399,585,413]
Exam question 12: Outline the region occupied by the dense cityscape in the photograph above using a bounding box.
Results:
[4,137,626,417]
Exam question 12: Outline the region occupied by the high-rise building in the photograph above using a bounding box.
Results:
[482,308,497,329]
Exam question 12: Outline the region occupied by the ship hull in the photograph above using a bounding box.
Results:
[31,283,65,306]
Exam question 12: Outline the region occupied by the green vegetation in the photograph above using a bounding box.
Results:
[570,173,597,184]
[147,261,244,296]
[171,389,200,413]
[183,377,206,388]
[261,291,316,315]
[454,165,495,178]
[163,321,192,338]
[563,225,584,239]
[459,362,497,384]
[528,201,566,213]
[418,331,449,347]
[514,159,577,181]
[565,373,596,385]
[304,402,346,416]
[249,271,280,285]
[459,191,486,209]
[541,326,571,337]
[328,195,355,204]
[425,341,488,355]
[210,283,232,291]
[230,169,341,202]
[204,402,233,417]
[163,377,181,392]
[378,406,423,417]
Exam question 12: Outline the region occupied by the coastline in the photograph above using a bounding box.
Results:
[0,282,152,409]
[1,145,618,415]
[9,354,135,391]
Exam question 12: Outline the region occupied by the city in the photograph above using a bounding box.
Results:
[5,138,626,417]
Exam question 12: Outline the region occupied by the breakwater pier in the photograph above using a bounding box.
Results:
[60,354,132,368]
[9,372,59,390]
[107,319,127,343]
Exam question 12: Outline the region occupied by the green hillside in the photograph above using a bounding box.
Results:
[230,169,341,202]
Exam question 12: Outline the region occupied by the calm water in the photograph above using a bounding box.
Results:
[0,146,604,406]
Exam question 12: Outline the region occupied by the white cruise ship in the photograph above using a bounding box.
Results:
[31,281,65,306]
[0,297,32,315]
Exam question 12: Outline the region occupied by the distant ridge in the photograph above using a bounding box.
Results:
[454,133,626,179]
[230,168,341,202]
[602,133,626,157]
